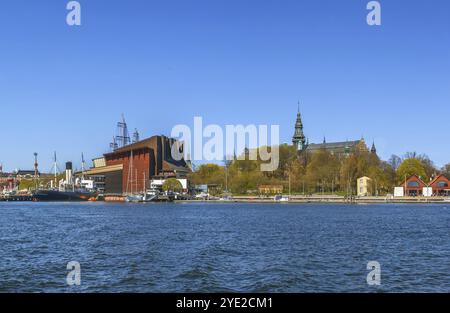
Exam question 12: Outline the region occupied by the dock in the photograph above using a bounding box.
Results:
[0,194,33,202]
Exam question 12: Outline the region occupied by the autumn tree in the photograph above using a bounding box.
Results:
[305,148,340,193]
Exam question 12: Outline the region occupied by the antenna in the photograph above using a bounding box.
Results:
[110,114,131,150]
[117,114,131,148]
[110,136,118,151]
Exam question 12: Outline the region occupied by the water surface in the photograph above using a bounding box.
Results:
[0,202,449,292]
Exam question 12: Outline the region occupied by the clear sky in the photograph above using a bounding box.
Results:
[1,0,449,172]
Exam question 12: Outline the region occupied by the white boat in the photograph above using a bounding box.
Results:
[274,195,289,202]
[141,189,160,202]
[126,194,143,203]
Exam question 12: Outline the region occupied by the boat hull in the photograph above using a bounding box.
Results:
[32,190,97,202]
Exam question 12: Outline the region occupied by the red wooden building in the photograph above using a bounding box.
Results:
[428,174,450,196]
[399,174,450,197]
[399,175,427,196]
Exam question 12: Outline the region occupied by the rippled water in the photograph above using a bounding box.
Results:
[0,202,449,292]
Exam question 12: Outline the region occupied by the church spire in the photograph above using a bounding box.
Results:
[292,103,306,151]
[371,141,377,154]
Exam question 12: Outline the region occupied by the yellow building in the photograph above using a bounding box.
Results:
[258,185,283,195]
[357,177,372,196]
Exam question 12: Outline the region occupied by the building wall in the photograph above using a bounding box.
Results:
[102,135,191,195]
[429,175,450,196]
[105,147,151,194]
[357,177,371,196]
[104,171,123,194]
[258,185,283,194]
[399,175,426,196]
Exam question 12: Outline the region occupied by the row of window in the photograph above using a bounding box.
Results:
[407,181,449,188]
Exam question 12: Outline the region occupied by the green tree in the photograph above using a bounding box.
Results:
[162,178,183,192]
[396,158,427,183]
[188,164,225,186]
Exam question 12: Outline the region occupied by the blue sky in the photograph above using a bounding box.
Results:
[0,0,449,172]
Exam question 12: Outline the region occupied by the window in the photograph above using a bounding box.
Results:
[437,181,448,188]
[408,181,420,188]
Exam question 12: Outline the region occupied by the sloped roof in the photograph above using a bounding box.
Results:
[399,174,427,188]
[104,136,158,155]
[84,164,123,175]
[429,174,450,186]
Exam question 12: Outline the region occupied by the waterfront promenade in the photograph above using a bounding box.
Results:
[186,195,450,204]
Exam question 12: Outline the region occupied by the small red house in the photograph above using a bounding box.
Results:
[399,175,427,196]
[428,175,450,196]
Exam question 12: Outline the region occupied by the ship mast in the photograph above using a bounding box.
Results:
[126,149,134,195]
[143,172,146,193]
[54,152,57,187]
[33,152,39,191]
[81,153,86,181]
[135,168,138,195]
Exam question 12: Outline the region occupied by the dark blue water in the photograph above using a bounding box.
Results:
[0,202,449,292]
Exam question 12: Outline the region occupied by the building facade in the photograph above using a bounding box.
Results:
[428,175,450,196]
[396,174,450,197]
[357,176,372,196]
[258,185,284,195]
[292,106,374,157]
[85,135,191,195]
[398,175,427,196]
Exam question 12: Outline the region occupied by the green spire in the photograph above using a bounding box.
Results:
[292,102,306,151]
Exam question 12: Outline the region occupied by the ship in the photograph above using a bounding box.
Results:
[32,155,98,202]
[32,189,97,202]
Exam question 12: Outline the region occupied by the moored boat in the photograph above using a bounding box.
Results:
[32,189,97,202]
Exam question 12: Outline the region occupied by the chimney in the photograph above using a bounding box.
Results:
[65,162,73,185]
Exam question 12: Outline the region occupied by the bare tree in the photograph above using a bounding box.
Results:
[388,155,402,171]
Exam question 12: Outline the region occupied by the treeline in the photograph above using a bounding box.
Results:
[188,144,450,196]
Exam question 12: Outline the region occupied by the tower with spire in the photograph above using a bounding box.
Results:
[371,141,377,154]
[292,102,307,152]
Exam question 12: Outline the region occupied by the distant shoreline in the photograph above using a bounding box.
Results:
[180,196,450,204]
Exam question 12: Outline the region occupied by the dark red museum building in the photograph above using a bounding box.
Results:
[85,135,191,195]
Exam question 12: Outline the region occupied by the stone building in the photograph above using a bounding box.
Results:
[292,105,375,157]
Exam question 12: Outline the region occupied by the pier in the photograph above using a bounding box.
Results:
[0,194,33,202]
